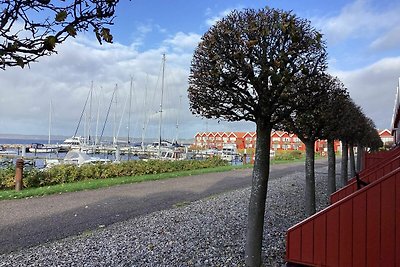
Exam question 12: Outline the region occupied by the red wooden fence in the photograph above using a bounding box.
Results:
[286,167,400,267]
[330,152,400,204]
[363,146,400,170]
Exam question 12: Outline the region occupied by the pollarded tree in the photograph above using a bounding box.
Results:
[279,73,338,215]
[319,77,349,196]
[188,7,326,267]
[0,0,119,69]
[336,99,366,186]
[357,116,383,161]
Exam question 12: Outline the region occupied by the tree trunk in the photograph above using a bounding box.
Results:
[327,138,336,197]
[304,139,316,216]
[340,140,348,187]
[245,120,272,267]
[356,144,364,172]
[349,144,356,178]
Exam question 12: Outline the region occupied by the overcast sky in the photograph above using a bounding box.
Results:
[1,0,399,141]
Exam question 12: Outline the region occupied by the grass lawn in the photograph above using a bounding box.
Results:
[0,155,311,201]
[0,164,253,201]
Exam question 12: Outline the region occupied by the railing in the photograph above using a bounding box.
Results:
[363,145,400,170]
[286,167,400,267]
[331,151,400,204]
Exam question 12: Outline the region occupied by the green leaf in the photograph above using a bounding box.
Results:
[16,57,24,68]
[66,25,76,37]
[101,28,113,43]
[44,36,57,51]
[93,28,102,44]
[55,10,68,22]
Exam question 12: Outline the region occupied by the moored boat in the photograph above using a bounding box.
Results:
[28,143,59,153]
[59,136,84,152]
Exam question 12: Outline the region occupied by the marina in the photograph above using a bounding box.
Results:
[0,136,244,169]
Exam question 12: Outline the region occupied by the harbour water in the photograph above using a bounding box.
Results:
[0,138,139,168]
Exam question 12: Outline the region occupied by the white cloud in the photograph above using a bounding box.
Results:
[315,0,400,45]
[0,31,253,140]
[205,8,237,27]
[369,25,400,51]
[331,56,400,129]
[163,32,201,53]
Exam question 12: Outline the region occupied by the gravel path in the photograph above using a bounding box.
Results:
[0,166,332,267]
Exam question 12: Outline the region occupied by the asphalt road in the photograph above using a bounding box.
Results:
[0,160,328,254]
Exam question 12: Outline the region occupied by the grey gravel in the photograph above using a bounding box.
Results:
[0,166,332,267]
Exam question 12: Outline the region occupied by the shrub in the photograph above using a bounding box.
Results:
[274,150,304,161]
[0,157,228,190]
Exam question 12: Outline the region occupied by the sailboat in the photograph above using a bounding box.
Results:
[29,100,60,153]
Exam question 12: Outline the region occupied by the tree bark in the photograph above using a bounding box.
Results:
[356,144,364,172]
[327,138,336,197]
[340,140,348,187]
[349,144,356,178]
[245,120,272,267]
[304,139,316,216]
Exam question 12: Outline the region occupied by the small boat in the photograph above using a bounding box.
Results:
[63,150,110,165]
[0,145,17,155]
[28,143,59,153]
[59,136,84,152]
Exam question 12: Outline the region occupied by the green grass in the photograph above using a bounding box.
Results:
[0,164,253,201]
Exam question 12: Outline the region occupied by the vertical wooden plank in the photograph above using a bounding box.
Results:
[395,158,400,168]
[396,173,400,267]
[366,185,380,267]
[326,207,339,266]
[383,163,391,175]
[313,215,326,265]
[331,194,338,204]
[353,192,366,267]
[301,221,314,264]
[377,168,383,180]
[339,200,353,266]
[287,227,302,262]
[380,176,396,266]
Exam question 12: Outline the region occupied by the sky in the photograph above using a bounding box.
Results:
[1,0,399,141]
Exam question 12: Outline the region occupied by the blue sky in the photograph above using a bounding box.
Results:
[1,0,399,141]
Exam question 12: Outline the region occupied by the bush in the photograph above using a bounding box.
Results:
[274,150,304,161]
[0,157,228,190]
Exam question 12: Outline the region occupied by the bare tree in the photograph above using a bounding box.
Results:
[188,7,326,266]
[0,0,119,69]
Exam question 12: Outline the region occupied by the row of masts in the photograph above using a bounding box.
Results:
[67,54,179,152]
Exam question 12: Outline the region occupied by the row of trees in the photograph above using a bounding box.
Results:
[1,2,383,267]
[188,7,382,267]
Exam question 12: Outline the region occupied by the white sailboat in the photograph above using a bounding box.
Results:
[29,100,60,153]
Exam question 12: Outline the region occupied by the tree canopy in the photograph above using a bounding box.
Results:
[188,7,327,125]
[0,0,119,69]
[188,7,327,267]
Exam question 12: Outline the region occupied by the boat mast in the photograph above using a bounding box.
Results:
[88,81,93,145]
[128,76,133,144]
[175,95,182,144]
[141,74,149,151]
[158,54,166,157]
[99,85,117,144]
[113,84,118,145]
[48,99,52,145]
[74,88,91,138]
[95,86,102,146]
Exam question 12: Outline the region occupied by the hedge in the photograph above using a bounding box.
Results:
[0,158,228,190]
